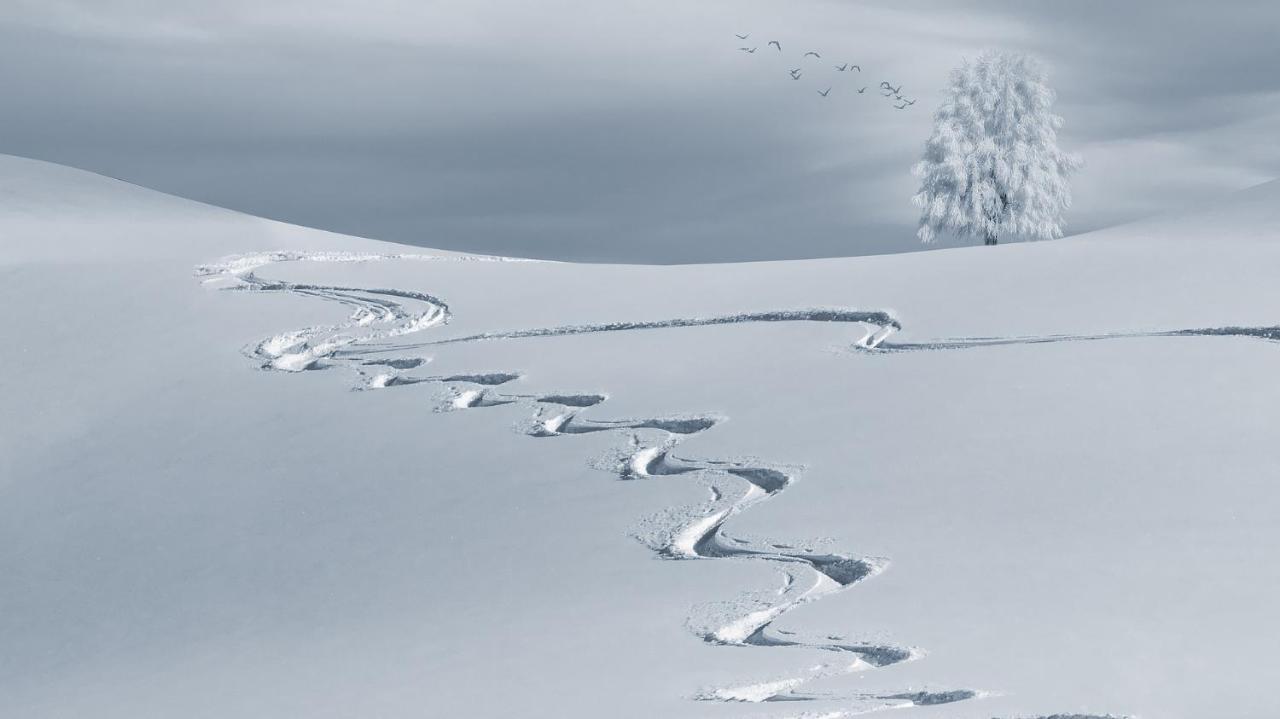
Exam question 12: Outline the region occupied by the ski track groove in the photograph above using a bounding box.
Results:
[868,325,1280,353]
[193,250,1211,718]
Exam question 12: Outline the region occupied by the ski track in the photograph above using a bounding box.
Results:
[869,325,1280,353]
[192,250,1194,718]
[393,309,903,349]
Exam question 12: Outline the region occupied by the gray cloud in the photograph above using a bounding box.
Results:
[1,0,1277,262]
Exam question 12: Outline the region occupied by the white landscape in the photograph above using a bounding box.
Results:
[4,150,1279,718]
[5,3,1280,718]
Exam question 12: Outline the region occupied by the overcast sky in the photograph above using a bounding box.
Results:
[3,1,1279,262]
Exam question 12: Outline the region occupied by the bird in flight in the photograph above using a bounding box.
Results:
[739,46,757,53]
[880,81,902,94]
[803,51,821,59]
[850,64,861,72]
[735,33,750,39]
[857,87,867,94]
[835,63,848,71]
[899,98,916,106]
[769,40,782,51]
[790,68,803,80]
[818,87,831,97]
[894,101,909,109]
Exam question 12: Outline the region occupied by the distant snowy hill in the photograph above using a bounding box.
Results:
[3,154,1278,719]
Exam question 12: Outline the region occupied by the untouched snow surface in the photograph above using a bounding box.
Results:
[4,154,1280,719]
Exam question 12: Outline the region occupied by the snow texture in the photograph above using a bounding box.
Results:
[4,154,1280,719]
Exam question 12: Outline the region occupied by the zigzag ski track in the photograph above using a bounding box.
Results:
[197,249,1256,718]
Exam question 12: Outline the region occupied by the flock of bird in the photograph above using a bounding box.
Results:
[734,33,916,109]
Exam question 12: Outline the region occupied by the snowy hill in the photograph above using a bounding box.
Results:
[3,154,1278,719]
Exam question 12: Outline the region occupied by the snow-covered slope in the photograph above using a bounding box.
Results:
[3,154,1278,719]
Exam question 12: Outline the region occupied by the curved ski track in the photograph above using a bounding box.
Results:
[196,250,1171,719]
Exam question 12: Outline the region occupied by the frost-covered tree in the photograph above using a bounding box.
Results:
[913,50,1082,245]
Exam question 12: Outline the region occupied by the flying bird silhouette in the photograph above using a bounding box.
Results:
[739,46,757,53]
[769,40,782,51]
[803,51,821,59]
[835,63,848,71]
[857,87,867,94]
[894,101,908,110]
[850,64,861,72]
[900,98,916,106]
[818,87,831,97]
[880,82,902,94]
[735,33,750,39]
[790,68,802,79]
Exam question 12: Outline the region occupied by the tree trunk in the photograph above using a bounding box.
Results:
[984,189,1007,246]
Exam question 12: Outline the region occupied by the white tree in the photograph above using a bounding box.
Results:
[913,50,1082,245]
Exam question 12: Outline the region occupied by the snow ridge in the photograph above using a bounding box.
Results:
[196,250,1125,718]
